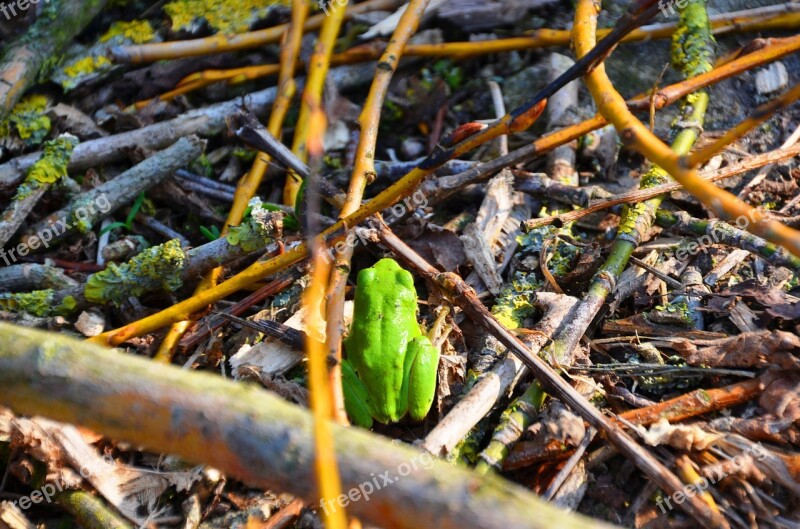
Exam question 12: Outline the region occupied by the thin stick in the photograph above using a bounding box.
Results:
[109,0,402,63]
[618,379,762,426]
[283,0,347,206]
[524,142,800,230]
[303,103,347,529]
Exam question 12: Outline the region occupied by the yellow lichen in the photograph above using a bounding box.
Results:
[14,135,78,200]
[55,19,156,91]
[164,0,288,34]
[84,239,187,305]
[62,56,111,80]
[99,20,156,44]
[0,290,77,317]
[0,95,51,145]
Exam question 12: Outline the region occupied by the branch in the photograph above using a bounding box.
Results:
[0,0,108,119]
[0,323,621,529]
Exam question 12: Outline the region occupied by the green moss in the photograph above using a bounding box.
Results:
[639,165,670,189]
[651,299,693,326]
[617,201,650,236]
[516,222,579,277]
[0,95,51,146]
[14,135,78,200]
[0,290,76,317]
[84,239,187,305]
[671,0,715,80]
[232,148,256,162]
[164,0,289,34]
[190,154,214,178]
[70,194,101,234]
[225,207,280,252]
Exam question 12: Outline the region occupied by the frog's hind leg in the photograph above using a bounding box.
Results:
[406,336,440,422]
[341,359,374,429]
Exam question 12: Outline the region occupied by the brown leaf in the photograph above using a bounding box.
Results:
[713,279,800,320]
[406,228,466,272]
[672,331,800,369]
[760,370,800,421]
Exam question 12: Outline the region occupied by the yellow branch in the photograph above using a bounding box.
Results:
[284,1,347,206]
[304,102,348,529]
[573,0,800,258]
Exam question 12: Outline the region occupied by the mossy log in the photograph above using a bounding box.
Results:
[0,0,108,119]
[0,323,618,529]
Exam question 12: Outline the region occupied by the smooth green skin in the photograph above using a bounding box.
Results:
[342,258,440,429]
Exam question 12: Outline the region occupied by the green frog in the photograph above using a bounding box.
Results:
[342,258,449,428]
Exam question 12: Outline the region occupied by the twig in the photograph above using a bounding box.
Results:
[21,136,205,250]
[283,0,347,206]
[655,209,800,271]
[302,97,347,528]
[0,263,77,291]
[616,378,762,433]
[543,427,596,501]
[1,211,281,317]
[523,142,800,230]
[0,135,78,247]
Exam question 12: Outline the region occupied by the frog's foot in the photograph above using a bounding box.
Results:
[406,336,441,422]
[341,360,374,429]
